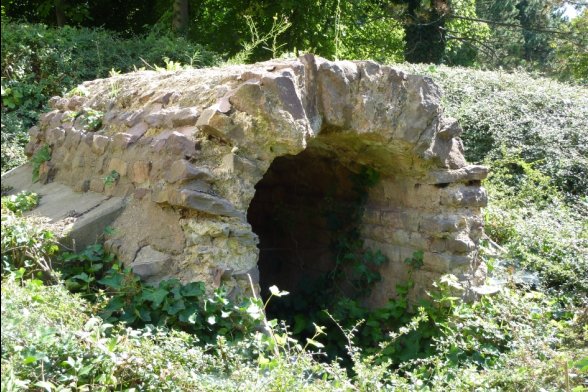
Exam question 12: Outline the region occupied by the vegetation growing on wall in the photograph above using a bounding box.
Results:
[0,19,219,172]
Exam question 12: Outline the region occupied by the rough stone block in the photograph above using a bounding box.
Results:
[144,110,167,127]
[426,165,489,184]
[131,245,170,279]
[123,110,145,127]
[112,133,133,150]
[28,126,41,142]
[196,106,234,141]
[49,112,64,128]
[91,135,110,155]
[261,74,305,120]
[423,252,471,274]
[169,188,242,218]
[420,214,466,234]
[129,161,151,184]
[165,159,212,183]
[220,153,259,175]
[39,110,58,125]
[24,141,37,157]
[446,234,475,254]
[48,96,61,109]
[73,179,90,193]
[45,127,66,147]
[89,177,105,193]
[63,129,82,150]
[437,117,462,140]
[171,107,200,127]
[165,132,197,156]
[67,95,86,110]
[440,187,488,207]
[127,122,149,141]
[108,158,128,177]
[134,188,150,200]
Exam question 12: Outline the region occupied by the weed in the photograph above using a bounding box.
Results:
[103,170,119,187]
[1,191,39,214]
[30,144,51,182]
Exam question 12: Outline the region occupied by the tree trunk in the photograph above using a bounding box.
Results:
[173,0,189,35]
[404,0,447,64]
[55,0,66,27]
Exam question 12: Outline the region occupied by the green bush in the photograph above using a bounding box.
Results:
[1,210,58,279]
[399,64,588,198]
[1,19,220,173]
[483,156,588,295]
[58,243,261,344]
[3,273,584,391]
[1,209,584,390]
[1,191,39,214]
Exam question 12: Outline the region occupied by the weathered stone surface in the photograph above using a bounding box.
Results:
[131,245,170,279]
[440,187,488,207]
[169,189,243,218]
[112,133,133,150]
[171,107,200,127]
[127,122,149,141]
[165,159,212,183]
[426,165,488,184]
[129,161,151,184]
[108,158,128,177]
[196,106,234,141]
[6,55,488,302]
[92,135,110,155]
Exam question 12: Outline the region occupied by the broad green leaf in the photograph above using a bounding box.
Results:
[306,338,324,348]
[142,288,168,307]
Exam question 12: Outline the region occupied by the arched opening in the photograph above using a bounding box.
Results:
[247,148,360,294]
[247,141,386,330]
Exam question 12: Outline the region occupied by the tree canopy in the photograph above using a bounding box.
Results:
[1,0,586,82]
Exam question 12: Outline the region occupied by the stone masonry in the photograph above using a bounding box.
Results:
[23,54,488,305]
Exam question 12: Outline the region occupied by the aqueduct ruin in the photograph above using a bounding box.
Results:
[20,54,487,305]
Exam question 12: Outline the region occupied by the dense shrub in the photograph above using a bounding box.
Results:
[399,64,588,198]
[395,64,588,297]
[1,19,220,172]
[1,209,585,390]
[482,156,588,295]
[2,270,585,390]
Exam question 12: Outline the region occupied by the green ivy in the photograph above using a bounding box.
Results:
[1,191,39,214]
[60,244,260,344]
[30,144,51,182]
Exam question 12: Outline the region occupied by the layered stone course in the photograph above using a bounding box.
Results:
[24,54,488,303]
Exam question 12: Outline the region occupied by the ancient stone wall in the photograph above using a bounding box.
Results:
[24,54,488,304]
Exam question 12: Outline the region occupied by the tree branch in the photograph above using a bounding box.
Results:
[449,14,573,36]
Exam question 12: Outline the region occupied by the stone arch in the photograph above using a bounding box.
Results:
[23,55,488,304]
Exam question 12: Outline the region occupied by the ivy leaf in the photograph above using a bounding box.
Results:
[142,288,169,308]
[34,381,55,392]
[306,338,324,348]
[163,298,186,315]
[97,273,123,289]
[246,302,262,320]
[179,309,199,324]
[181,282,205,297]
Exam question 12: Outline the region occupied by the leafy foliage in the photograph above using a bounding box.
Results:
[30,144,51,182]
[483,155,588,295]
[0,210,58,279]
[0,207,585,390]
[57,243,261,344]
[400,63,588,198]
[1,191,39,214]
[0,19,219,173]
